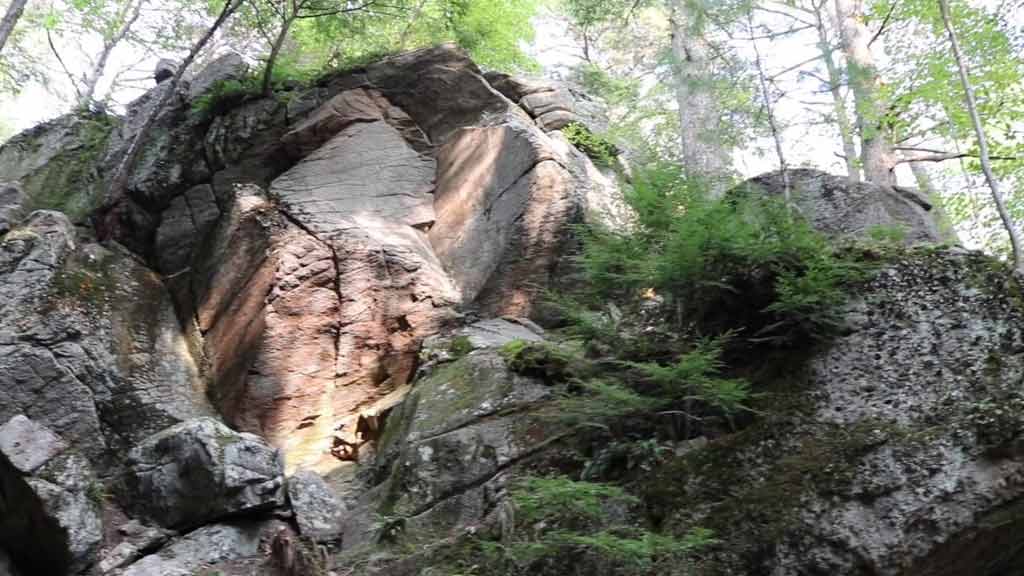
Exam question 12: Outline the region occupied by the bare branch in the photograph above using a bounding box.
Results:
[768,53,825,80]
[868,2,896,47]
[46,28,82,102]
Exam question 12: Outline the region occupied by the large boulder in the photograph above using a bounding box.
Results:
[657,248,1024,574]
[287,469,346,542]
[123,417,286,529]
[741,168,949,244]
[0,112,116,223]
[363,43,530,144]
[0,211,207,467]
[340,332,562,552]
[117,520,289,576]
[0,415,102,576]
[1,46,624,477]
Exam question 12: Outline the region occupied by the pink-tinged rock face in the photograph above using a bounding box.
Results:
[430,121,578,316]
[131,45,619,470]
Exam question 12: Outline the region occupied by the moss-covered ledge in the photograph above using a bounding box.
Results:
[641,247,1024,575]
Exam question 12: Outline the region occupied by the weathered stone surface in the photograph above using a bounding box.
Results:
[741,168,948,244]
[204,96,289,173]
[420,318,544,370]
[430,120,581,315]
[186,52,248,102]
[534,109,578,131]
[343,350,557,549]
[96,520,172,574]
[118,520,284,576]
[288,469,346,542]
[281,87,430,157]
[103,83,205,211]
[189,189,341,467]
[124,417,286,529]
[271,120,436,230]
[520,88,574,117]
[196,126,459,469]
[0,183,24,235]
[483,72,610,134]
[0,416,102,576]
[667,249,1024,575]
[0,414,68,474]
[0,213,207,466]
[366,43,528,144]
[154,183,219,275]
[0,112,115,223]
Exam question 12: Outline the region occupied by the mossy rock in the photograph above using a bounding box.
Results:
[0,111,117,223]
[500,340,590,383]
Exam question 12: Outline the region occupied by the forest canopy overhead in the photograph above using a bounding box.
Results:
[0,0,1021,264]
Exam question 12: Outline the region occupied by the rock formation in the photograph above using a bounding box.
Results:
[1,43,1022,576]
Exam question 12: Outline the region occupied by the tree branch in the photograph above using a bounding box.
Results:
[895,147,1020,163]
[868,2,896,47]
[46,28,82,101]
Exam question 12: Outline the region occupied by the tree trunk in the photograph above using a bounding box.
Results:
[748,13,790,206]
[80,0,147,106]
[261,16,293,96]
[101,0,244,237]
[939,0,1023,272]
[813,1,860,183]
[833,0,895,185]
[666,0,725,181]
[0,0,28,55]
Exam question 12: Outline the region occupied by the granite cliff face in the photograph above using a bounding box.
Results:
[1,45,1023,576]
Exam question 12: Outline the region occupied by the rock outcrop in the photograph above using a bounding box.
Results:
[0,44,625,575]
[654,248,1024,574]
[89,44,610,470]
[0,416,102,575]
[338,320,561,555]
[741,168,952,244]
[124,417,286,529]
[4,42,1022,576]
[0,211,207,467]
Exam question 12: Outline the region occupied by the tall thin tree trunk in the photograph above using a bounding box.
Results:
[80,0,147,106]
[262,16,293,96]
[101,0,244,237]
[0,0,29,55]
[814,1,860,183]
[748,13,790,206]
[939,0,1023,272]
[667,0,725,181]
[834,0,895,185]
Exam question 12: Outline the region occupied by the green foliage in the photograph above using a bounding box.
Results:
[447,0,540,72]
[510,476,638,526]
[865,224,908,246]
[238,0,540,95]
[578,163,866,343]
[486,475,717,573]
[86,480,108,505]
[555,378,659,426]
[448,335,475,358]
[563,122,618,166]
[624,336,752,414]
[501,339,585,383]
[190,75,261,120]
